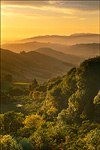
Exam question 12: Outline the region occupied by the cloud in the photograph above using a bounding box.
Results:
[1,0,99,23]
[1,3,75,18]
[56,1,99,11]
[1,1,99,12]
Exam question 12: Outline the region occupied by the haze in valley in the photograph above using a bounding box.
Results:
[1,1,100,82]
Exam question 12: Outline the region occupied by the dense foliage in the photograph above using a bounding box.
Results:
[1,56,100,150]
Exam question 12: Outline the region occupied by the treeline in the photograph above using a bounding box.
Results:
[0,56,100,150]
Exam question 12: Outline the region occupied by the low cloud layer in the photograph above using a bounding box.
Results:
[1,1,99,11]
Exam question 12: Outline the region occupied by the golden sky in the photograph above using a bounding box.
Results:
[1,1,100,44]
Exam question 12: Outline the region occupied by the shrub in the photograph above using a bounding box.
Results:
[19,139,33,150]
[0,135,23,150]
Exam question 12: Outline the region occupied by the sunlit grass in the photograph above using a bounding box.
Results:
[13,82,29,85]
[1,80,30,91]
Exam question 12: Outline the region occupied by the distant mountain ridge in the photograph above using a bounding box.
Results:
[1,49,74,83]
[20,33,100,45]
[22,33,100,40]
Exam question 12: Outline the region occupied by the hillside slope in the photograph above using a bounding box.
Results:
[35,48,84,65]
[2,42,99,60]
[63,43,100,58]
[1,41,67,53]
[1,49,74,83]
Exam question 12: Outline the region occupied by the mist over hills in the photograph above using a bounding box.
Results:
[1,41,67,53]
[20,33,100,45]
[63,43,100,58]
[2,42,99,60]
[35,48,84,65]
[1,49,74,83]
[1,33,99,82]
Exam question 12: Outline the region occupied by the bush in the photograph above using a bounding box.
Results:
[3,111,24,135]
[0,135,23,150]
[85,128,100,150]
[19,139,33,150]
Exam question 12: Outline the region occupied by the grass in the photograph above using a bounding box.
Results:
[13,82,30,89]
[1,80,30,91]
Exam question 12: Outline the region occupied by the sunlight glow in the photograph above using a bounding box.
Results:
[1,1,99,44]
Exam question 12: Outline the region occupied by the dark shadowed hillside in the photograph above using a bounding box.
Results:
[1,49,74,83]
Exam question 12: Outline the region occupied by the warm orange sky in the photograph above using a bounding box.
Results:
[1,1,100,44]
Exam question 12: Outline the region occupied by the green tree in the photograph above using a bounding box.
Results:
[0,135,23,150]
[93,91,100,122]
[0,114,4,134]
[3,111,24,135]
[28,79,38,91]
[85,129,100,150]
[23,114,42,129]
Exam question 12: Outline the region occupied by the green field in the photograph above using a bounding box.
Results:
[1,80,30,91]
[13,82,30,88]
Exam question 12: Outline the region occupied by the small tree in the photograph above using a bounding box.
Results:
[28,79,38,91]
[20,51,26,55]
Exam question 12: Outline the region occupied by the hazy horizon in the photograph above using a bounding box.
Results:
[1,1,99,44]
[1,33,100,45]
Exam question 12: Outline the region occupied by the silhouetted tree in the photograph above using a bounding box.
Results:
[28,79,38,91]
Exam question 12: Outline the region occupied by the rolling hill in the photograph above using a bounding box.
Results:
[1,42,99,60]
[62,43,100,58]
[35,48,84,65]
[1,41,67,53]
[1,49,74,83]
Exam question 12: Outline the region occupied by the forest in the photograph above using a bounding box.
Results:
[0,56,100,150]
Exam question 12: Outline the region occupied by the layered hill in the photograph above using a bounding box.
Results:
[35,48,84,65]
[1,49,74,83]
[1,41,67,53]
[20,33,100,45]
[63,43,100,58]
[1,42,99,60]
